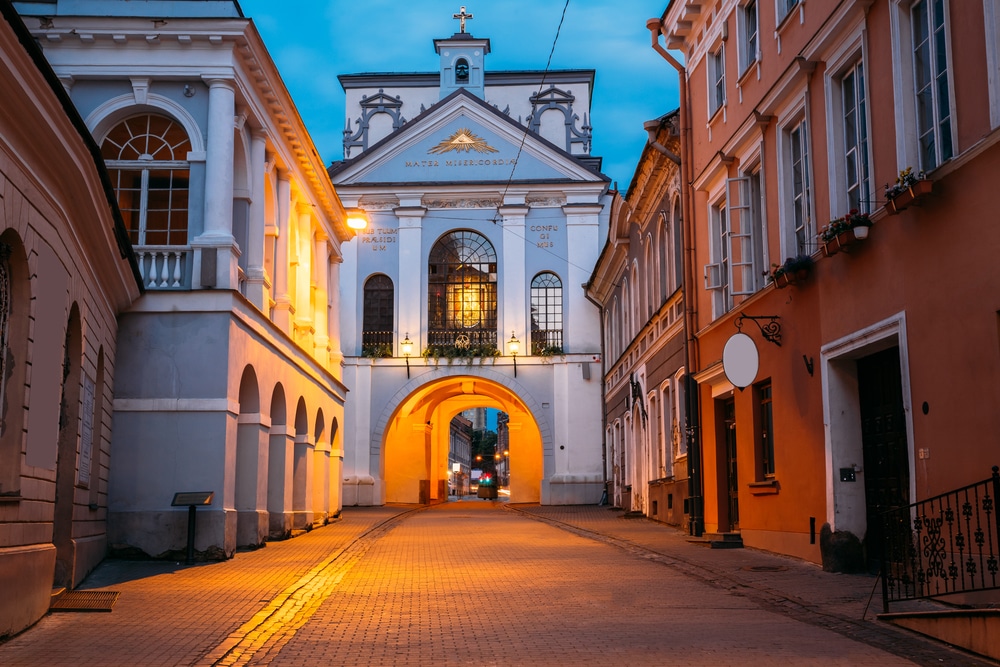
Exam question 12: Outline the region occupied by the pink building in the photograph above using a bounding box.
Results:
[653,0,1000,571]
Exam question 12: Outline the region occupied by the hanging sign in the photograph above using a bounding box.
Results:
[722,332,759,389]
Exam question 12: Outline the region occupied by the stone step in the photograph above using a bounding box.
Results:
[703,532,744,549]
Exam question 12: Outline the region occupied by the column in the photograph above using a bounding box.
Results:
[293,202,314,346]
[501,203,529,354]
[328,256,344,370]
[313,232,330,363]
[245,130,269,310]
[395,204,425,351]
[193,77,237,289]
[272,171,292,333]
[564,203,603,351]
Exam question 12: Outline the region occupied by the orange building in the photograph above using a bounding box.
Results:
[652,0,1000,569]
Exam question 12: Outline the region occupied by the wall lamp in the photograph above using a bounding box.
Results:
[401,332,413,378]
[507,331,520,378]
[345,207,369,231]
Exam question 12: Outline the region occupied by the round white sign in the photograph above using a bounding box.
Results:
[722,332,759,389]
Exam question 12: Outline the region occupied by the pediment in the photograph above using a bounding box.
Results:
[331,90,607,186]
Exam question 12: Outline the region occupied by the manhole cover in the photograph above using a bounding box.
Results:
[742,565,788,572]
[50,590,120,612]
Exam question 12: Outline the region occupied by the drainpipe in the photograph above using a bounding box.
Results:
[647,17,703,537]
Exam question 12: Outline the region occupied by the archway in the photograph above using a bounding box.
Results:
[380,375,544,505]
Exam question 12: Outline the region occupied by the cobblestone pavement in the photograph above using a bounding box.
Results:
[0,501,993,666]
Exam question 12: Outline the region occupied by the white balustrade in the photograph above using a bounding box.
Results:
[135,246,190,289]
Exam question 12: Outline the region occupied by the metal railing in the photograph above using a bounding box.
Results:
[880,466,1000,612]
[531,328,563,355]
[361,330,393,357]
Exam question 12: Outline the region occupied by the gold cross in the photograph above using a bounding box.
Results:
[453,6,473,33]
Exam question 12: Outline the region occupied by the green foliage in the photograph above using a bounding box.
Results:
[361,342,392,359]
[421,343,500,364]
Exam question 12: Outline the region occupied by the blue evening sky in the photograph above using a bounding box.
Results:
[238,0,678,189]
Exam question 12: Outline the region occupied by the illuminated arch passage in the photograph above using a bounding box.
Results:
[381,375,543,504]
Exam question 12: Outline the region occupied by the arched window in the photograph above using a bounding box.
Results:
[428,230,497,350]
[362,274,394,357]
[530,272,563,355]
[101,114,191,246]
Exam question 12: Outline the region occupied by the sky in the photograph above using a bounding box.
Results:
[237,0,679,189]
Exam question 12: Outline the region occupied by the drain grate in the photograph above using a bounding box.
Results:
[50,590,120,612]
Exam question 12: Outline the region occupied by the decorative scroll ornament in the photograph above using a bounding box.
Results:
[428,128,498,155]
[735,313,782,347]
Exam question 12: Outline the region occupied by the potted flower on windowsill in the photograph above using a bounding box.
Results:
[822,209,873,256]
[767,254,814,289]
[885,167,931,215]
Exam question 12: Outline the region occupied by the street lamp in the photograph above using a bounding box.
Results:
[345,207,369,231]
[401,332,412,378]
[507,330,520,378]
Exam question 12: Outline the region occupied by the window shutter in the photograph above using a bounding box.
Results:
[704,263,723,290]
[726,176,755,296]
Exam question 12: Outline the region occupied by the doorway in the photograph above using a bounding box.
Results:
[381,376,543,504]
[857,346,909,565]
[722,396,739,532]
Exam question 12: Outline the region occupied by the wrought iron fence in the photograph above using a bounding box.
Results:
[426,329,497,348]
[361,330,393,358]
[880,466,1000,612]
[531,328,563,355]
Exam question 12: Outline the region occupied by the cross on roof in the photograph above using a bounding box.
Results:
[453,6,473,33]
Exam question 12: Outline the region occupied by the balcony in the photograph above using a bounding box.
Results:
[135,246,191,289]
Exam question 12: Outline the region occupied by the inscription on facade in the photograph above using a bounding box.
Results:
[404,158,518,168]
[529,224,560,249]
[358,226,398,252]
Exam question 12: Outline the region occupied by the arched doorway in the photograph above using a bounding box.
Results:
[380,375,544,505]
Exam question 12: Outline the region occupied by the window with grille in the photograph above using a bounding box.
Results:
[530,272,563,355]
[427,230,497,350]
[101,114,191,246]
[362,274,394,357]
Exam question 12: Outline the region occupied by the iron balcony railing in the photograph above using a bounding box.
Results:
[426,329,497,349]
[531,328,563,355]
[880,466,1000,612]
[361,330,393,358]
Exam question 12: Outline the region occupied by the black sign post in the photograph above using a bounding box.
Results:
[171,492,214,564]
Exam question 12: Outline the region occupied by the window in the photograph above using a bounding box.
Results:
[738,1,759,75]
[530,272,563,354]
[101,114,191,246]
[756,380,775,478]
[707,200,732,315]
[786,119,813,255]
[672,200,683,292]
[362,274,394,356]
[725,170,766,297]
[912,0,953,170]
[778,0,800,23]
[427,230,497,349]
[842,60,871,213]
[708,46,726,116]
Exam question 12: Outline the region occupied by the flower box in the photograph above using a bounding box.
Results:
[887,178,932,215]
[822,231,857,257]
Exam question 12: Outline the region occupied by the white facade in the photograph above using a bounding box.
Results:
[333,26,609,506]
[17,0,356,558]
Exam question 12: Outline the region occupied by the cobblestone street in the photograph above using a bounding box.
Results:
[0,501,991,666]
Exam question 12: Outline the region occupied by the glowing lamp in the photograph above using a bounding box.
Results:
[345,207,369,230]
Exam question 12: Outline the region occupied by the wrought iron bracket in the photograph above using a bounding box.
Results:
[735,313,782,347]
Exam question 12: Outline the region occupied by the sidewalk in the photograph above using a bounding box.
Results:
[512,503,992,664]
